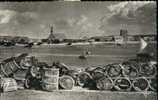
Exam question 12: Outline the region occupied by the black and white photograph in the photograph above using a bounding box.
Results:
[0,1,157,100]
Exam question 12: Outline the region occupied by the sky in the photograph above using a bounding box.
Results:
[0,1,156,39]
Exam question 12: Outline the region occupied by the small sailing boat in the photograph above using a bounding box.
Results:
[78,50,91,59]
[139,37,147,53]
[78,51,87,59]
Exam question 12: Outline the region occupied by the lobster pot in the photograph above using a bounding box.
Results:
[0,63,11,77]
[106,63,122,78]
[14,53,28,63]
[114,77,132,92]
[19,56,38,70]
[66,70,80,85]
[0,78,18,92]
[91,71,105,80]
[42,68,59,91]
[96,76,114,90]
[92,66,105,72]
[13,69,28,88]
[76,72,92,87]
[0,60,21,77]
[9,60,21,71]
[139,63,157,77]
[132,77,149,92]
[13,69,27,80]
[59,75,75,90]
[149,78,157,92]
[121,61,139,78]
[85,67,96,72]
[54,62,69,76]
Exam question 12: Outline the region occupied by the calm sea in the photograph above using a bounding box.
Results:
[0,42,156,68]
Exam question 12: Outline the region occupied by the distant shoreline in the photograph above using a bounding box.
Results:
[35,41,156,47]
[0,41,156,48]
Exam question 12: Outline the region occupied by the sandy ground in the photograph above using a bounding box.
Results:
[0,89,157,100]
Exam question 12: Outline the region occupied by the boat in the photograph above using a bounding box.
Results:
[78,51,88,59]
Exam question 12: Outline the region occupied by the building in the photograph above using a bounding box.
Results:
[47,26,67,43]
[119,29,156,42]
[114,35,124,44]
[127,35,137,41]
[120,29,128,42]
[47,26,55,42]
[90,36,114,42]
[129,34,157,41]
[12,36,29,44]
[0,36,13,42]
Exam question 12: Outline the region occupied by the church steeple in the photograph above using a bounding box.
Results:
[50,26,53,35]
[48,25,55,40]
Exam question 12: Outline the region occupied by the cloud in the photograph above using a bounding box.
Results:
[76,15,88,25]
[21,12,38,19]
[0,9,38,25]
[0,9,40,38]
[0,2,41,13]
[100,1,156,35]
[0,10,16,24]
[1,2,155,38]
[107,1,155,19]
[0,2,110,38]
[15,11,39,25]
[53,15,104,38]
